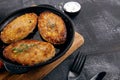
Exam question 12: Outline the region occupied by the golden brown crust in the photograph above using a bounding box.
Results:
[1,13,38,44]
[38,11,67,45]
[3,40,55,66]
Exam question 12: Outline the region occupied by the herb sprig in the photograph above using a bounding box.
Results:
[12,44,36,53]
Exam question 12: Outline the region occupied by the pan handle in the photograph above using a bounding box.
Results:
[4,62,31,74]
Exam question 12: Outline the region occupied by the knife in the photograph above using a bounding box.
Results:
[90,72,106,80]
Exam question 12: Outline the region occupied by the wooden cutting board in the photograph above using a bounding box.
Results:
[0,32,84,80]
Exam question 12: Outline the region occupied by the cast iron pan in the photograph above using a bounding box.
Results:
[0,5,75,74]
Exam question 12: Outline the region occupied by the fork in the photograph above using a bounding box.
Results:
[68,52,87,80]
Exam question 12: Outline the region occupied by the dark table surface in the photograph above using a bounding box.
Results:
[0,0,120,80]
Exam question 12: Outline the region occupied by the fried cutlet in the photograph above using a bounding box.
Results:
[3,40,55,66]
[1,13,38,44]
[38,11,67,45]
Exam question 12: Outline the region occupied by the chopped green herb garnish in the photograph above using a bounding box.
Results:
[12,48,24,53]
[12,44,37,53]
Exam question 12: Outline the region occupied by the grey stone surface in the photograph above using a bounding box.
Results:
[0,0,120,80]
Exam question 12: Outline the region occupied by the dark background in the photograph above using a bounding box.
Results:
[0,0,120,80]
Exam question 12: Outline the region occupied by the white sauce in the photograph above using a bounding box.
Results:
[63,1,81,13]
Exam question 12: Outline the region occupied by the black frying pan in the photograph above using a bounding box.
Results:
[0,5,75,74]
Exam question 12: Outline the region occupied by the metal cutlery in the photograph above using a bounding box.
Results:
[68,52,87,80]
[90,71,106,80]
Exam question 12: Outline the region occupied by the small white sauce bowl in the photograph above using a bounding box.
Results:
[63,1,81,16]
